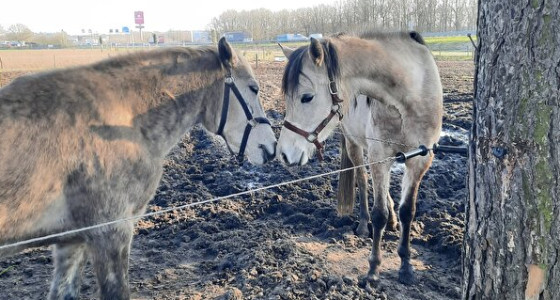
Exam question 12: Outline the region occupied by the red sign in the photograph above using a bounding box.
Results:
[134,11,144,25]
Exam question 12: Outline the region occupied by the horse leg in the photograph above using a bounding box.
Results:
[397,154,433,285]
[366,159,392,281]
[48,242,87,300]
[88,223,134,300]
[386,193,398,232]
[349,142,370,237]
[337,137,370,236]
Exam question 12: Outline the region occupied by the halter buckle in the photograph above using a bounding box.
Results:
[306,133,318,143]
[225,76,235,84]
[328,81,339,95]
[331,104,340,112]
[332,104,344,120]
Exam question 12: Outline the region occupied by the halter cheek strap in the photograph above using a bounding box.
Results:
[216,75,271,162]
[283,101,343,161]
[282,75,344,161]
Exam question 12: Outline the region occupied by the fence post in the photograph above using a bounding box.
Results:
[255,53,259,69]
[0,56,3,87]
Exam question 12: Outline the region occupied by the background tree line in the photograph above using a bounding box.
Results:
[0,24,70,47]
[210,0,477,41]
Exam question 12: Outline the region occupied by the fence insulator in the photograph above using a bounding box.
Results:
[396,145,429,163]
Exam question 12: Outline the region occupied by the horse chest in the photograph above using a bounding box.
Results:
[62,156,163,222]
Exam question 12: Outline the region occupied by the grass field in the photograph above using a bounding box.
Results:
[0,35,474,73]
[424,35,477,44]
[0,49,132,71]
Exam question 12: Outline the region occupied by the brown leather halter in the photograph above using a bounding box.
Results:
[282,67,344,161]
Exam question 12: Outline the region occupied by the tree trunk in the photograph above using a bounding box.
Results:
[463,0,560,299]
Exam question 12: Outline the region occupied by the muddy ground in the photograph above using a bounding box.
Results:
[0,60,473,299]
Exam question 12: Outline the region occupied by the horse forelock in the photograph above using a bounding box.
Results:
[281,39,341,97]
[281,46,306,97]
[324,40,341,83]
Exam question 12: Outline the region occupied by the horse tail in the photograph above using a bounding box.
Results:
[337,135,356,216]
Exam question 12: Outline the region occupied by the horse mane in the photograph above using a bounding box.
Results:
[281,30,425,96]
[358,30,426,45]
[90,46,221,72]
[281,39,340,97]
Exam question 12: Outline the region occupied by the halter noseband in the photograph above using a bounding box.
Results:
[282,62,344,161]
[216,73,271,162]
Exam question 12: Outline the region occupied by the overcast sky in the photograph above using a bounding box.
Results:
[1,0,334,35]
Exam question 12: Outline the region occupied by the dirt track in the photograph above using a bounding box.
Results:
[0,59,473,299]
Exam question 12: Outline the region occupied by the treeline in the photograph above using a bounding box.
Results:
[0,24,73,47]
[210,0,477,41]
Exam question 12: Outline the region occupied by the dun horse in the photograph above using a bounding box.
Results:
[0,37,276,299]
[277,32,443,285]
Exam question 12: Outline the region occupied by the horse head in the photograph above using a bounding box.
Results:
[213,37,277,164]
[277,38,343,165]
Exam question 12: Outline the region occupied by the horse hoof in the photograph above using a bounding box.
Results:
[386,219,399,232]
[355,222,370,237]
[398,267,416,285]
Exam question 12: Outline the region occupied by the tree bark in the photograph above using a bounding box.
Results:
[463,0,560,299]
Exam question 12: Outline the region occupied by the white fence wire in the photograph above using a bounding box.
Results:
[0,156,397,252]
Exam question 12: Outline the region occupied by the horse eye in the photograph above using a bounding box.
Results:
[249,85,259,94]
[301,94,314,103]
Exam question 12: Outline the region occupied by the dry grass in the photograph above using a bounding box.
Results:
[0,47,285,74]
[0,49,136,71]
[0,48,145,87]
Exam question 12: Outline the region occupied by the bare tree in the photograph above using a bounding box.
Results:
[6,24,33,42]
[209,0,477,40]
[463,0,560,298]
[295,8,313,36]
[273,10,293,34]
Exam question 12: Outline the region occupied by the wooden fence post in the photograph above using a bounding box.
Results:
[0,56,3,87]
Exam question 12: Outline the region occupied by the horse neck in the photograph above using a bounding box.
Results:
[122,65,224,158]
[334,38,411,109]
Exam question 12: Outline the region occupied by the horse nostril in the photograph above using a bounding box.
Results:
[260,144,276,161]
[281,152,289,164]
[270,142,277,159]
[267,148,276,161]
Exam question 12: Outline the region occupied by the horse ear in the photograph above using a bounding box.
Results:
[308,37,324,66]
[218,37,236,67]
[278,43,294,59]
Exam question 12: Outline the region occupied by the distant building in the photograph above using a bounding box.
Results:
[224,32,252,43]
[192,31,211,44]
[309,33,323,39]
[165,31,193,44]
[276,33,308,43]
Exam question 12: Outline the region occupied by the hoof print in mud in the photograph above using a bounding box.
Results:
[358,274,380,294]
